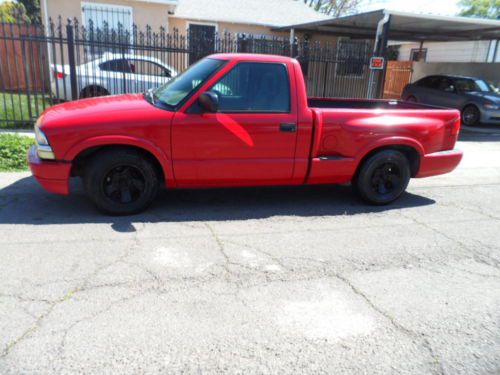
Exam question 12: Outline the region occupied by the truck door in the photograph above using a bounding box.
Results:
[172,61,298,186]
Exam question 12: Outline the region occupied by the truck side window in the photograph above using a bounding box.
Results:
[210,62,290,113]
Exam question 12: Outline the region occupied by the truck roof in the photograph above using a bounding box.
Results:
[208,53,297,63]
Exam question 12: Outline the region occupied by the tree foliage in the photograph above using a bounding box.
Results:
[458,0,500,19]
[17,0,41,23]
[304,0,361,17]
[0,1,30,23]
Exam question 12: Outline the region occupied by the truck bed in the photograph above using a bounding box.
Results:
[308,98,440,110]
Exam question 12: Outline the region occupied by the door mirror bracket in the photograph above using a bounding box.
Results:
[199,91,219,112]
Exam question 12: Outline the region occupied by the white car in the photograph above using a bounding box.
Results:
[51,53,177,100]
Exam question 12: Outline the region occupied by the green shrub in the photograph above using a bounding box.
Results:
[0,134,35,171]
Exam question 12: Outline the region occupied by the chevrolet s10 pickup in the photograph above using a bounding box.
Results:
[29,53,463,215]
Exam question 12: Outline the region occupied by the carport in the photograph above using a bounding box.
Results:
[274,9,500,98]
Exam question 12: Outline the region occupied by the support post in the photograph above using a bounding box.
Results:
[375,15,391,99]
[289,28,295,57]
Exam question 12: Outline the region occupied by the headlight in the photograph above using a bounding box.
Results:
[484,103,499,110]
[34,117,55,160]
[35,126,49,146]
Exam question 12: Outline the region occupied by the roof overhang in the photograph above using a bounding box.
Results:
[273,9,500,41]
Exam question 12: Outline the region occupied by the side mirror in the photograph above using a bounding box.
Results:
[199,91,219,113]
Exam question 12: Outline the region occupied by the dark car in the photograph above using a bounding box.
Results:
[402,75,500,126]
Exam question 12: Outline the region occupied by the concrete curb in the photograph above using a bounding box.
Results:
[461,125,500,135]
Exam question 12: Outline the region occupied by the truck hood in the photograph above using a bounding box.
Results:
[40,94,171,129]
[38,94,174,160]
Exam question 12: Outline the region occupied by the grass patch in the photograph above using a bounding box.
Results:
[0,92,51,129]
[0,134,35,171]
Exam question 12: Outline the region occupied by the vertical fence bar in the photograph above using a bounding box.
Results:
[66,20,78,100]
[21,38,33,123]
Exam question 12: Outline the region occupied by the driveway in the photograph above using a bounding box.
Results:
[1,130,499,374]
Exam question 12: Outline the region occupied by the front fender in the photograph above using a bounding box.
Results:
[64,135,174,186]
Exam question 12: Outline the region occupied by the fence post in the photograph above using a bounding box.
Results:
[66,20,78,101]
[21,38,33,122]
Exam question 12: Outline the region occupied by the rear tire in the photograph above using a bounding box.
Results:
[83,149,159,215]
[353,150,411,205]
[461,105,480,127]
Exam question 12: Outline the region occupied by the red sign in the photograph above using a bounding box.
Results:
[370,57,385,70]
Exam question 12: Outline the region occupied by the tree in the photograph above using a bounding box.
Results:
[0,1,30,23]
[458,0,500,19]
[17,0,41,23]
[304,0,361,17]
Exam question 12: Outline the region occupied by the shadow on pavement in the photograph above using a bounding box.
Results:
[459,127,500,142]
[0,176,435,231]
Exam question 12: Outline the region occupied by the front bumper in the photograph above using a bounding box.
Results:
[28,145,71,195]
[480,107,500,124]
[416,149,463,178]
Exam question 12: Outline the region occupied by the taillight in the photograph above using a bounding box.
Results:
[450,117,461,136]
[53,70,65,79]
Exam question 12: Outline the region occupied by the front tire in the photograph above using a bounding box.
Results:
[83,149,159,215]
[354,150,411,205]
[461,105,480,126]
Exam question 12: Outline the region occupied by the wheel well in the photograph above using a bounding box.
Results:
[71,145,165,183]
[80,85,109,98]
[357,145,420,177]
[461,103,478,112]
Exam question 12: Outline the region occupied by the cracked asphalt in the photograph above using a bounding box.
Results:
[1,130,499,374]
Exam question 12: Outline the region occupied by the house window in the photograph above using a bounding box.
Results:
[188,23,216,65]
[336,40,369,77]
[82,2,132,32]
[82,2,133,56]
[410,48,427,62]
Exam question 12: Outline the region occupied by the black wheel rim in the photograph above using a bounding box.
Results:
[102,165,146,204]
[463,107,478,126]
[370,162,402,196]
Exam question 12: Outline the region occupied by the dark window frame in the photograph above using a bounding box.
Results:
[336,39,369,77]
[127,59,172,78]
[98,58,132,73]
[410,48,427,62]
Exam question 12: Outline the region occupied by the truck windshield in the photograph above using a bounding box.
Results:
[153,58,225,108]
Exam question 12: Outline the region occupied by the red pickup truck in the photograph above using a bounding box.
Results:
[29,53,463,215]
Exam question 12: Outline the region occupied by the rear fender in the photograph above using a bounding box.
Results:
[64,135,174,186]
[356,136,425,167]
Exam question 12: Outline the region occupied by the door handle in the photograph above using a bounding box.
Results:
[280,123,296,132]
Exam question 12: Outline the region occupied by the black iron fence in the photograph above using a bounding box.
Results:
[0,17,373,128]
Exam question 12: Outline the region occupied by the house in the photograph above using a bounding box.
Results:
[393,40,499,63]
[40,0,331,38]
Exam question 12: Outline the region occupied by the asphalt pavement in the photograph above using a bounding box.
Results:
[0,129,499,374]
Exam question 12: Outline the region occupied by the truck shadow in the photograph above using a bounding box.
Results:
[0,176,435,231]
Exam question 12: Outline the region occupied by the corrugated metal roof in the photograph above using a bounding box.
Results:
[274,9,500,41]
[172,0,331,27]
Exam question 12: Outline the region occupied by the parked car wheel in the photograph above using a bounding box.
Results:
[80,86,110,99]
[461,105,480,127]
[354,150,410,205]
[83,149,159,215]
[405,95,417,102]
